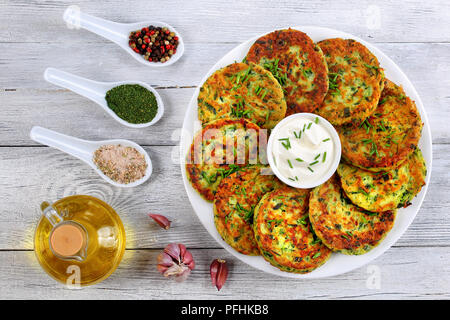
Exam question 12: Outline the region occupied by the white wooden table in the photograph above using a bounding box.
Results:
[0,0,449,299]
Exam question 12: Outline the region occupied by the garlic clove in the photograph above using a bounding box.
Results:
[164,243,181,261]
[183,250,195,269]
[210,260,219,288]
[148,214,171,229]
[157,252,174,267]
[210,259,228,291]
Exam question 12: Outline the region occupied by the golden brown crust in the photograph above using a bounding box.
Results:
[253,186,332,273]
[316,38,384,125]
[246,29,329,115]
[309,175,396,255]
[337,148,427,212]
[186,118,262,201]
[337,79,423,172]
[197,62,286,129]
[213,166,283,255]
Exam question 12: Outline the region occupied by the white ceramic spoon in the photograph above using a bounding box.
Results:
[30,126,152,188]
[63,6,184,67]
[44,67,164,128]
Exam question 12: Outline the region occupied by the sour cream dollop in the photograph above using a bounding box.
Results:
[268,114,340,188]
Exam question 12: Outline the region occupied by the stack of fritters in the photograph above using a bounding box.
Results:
[186,28,427,273]
[213,165,284,255]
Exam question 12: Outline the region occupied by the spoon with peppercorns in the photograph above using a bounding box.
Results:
[63,7,184,66]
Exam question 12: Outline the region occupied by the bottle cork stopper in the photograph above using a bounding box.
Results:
[50,223,85,257]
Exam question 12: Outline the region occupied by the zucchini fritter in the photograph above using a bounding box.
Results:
[198,62,286,129]
[246,29,329,115]
[214,165,284,255]
[309,175,396,255]
[186,118,262,201]
[337,79,422,172]
[337,148,427,212]
[253,186,332,273]
[316,38,384,125]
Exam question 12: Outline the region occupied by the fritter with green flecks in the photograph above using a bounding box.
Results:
[198,62,286,129]
[309,175,396,255]
[316,38,384,125]
[214,165,284,255]
[186,118,262,201]
[337,79,422,172]
[337,148,426,212]
[246,29,329,115]
[253,186,332,273]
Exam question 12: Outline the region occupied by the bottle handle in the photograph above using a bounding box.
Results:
[40,201,63,226]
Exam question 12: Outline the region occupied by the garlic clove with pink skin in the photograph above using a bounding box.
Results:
[210,259,228,291]
[148,214,171,229]
[157,243,195,282]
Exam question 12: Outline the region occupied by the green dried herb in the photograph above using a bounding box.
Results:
[105,84,158,124]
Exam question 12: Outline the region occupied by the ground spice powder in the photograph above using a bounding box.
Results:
[93,144,147,184]
[105,84,158,124]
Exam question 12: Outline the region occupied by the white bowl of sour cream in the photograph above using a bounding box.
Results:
[267,113,341,189]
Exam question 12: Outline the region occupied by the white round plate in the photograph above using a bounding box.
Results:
[180,26,432,278]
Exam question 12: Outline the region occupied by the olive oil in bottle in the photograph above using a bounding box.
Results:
[34,195,126,286]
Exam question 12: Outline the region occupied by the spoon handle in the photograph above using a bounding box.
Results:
[44,68,108,106]
[63,7,128,45]
[30,126,94,163]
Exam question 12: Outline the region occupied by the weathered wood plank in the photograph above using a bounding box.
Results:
[0,42,449,145]
[0,87,194,146]
[1,0,449,44]
[0,247,448,299]
[1,42,449,90]
[0,145,447,250]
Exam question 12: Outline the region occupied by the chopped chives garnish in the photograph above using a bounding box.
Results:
[279,138,291,150]
[308,167,314,172]
[314,117,319,124]
[288,177,295,181]
[322,151,327,162]
[260,90,268,100]
[302,124,306,132]
[314,154,321,160]
[369,142,379,157]
[295,158,304,162]
[359,188,369,196]
[287,159,293,168]
[293,131,299,138]
[378,120,387,131]
[295,176,299,181]
[309,160,319,166]
[323,138,330,142]
[312,252,321,259]
[307,122,312,129]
